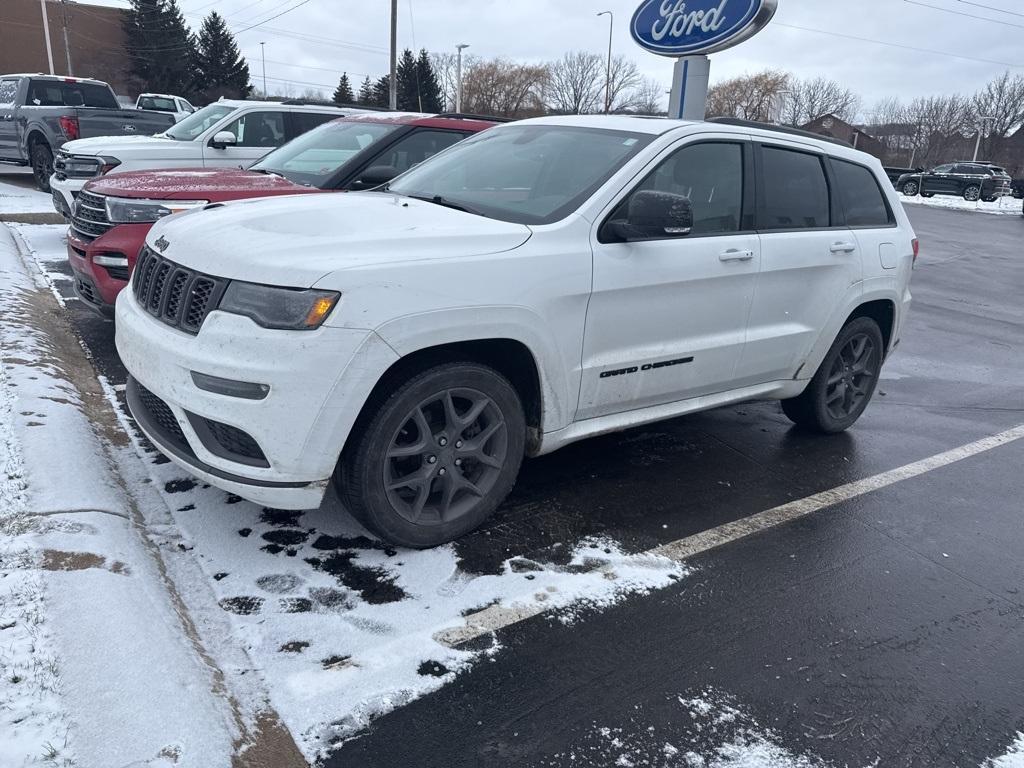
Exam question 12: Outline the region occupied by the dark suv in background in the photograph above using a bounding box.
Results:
[897,162,1012,202]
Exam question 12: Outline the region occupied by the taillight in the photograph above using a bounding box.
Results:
[911,238,919,265]
[58,115,79,141]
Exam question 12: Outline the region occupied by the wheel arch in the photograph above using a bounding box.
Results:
[846,298,896,355]
[350,337,548,457]
[26,128,50,151]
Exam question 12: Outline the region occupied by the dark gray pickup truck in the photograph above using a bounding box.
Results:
[0,74,176,192]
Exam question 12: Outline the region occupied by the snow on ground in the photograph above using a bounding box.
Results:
[983,734,1024,768]
[898,191,1022,216]
[0,172,55,215]
[534,689,844,768]
[1,224,241,767]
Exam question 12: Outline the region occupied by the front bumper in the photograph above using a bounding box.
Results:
[115,288,399,509]
[51,175,86,216]
[67,223,151,311]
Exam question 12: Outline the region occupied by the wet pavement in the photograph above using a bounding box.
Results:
[25,204,1024,766]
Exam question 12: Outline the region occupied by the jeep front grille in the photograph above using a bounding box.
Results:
[132,246,227,335]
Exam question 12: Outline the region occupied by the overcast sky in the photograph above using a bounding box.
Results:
[92,0,1024,117]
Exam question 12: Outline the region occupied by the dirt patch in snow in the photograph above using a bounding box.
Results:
[41,549,129,575]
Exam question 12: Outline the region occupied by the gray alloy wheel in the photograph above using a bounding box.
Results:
[901,180,919,196]
[963,185,981,202]
[31,143,54,193]
[781,317,884,434]
[336,362,526,548]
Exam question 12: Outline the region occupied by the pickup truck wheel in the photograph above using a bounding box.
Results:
[781,317,884,434]
[335,362,526,548]
[31,143,54,192]
[963,185,981,202]
[901,180,919,196]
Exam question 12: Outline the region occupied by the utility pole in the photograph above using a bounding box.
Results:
[389,0,398,110]
[973,115,995,162]
[60,0,72,75]
[597,11,613,114]
[455,43,469,112]
[39,0,55,74]
[260,42,267,96]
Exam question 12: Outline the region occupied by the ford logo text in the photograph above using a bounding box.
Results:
[630,0,778,57]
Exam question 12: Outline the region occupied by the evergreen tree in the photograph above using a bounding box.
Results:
[193,11,251,100]
[332,73,355,104]
[370,75,391,108]
[396,48,419,111]
[357,76,373,105]
[123,0,196,98]
[415,49,443,113]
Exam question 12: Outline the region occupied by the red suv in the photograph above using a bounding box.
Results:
[66,113,501,315]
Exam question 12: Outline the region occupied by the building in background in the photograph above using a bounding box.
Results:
[800,114,886,161]
[0,0,133,97]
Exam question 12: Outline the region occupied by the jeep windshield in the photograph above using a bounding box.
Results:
[164,104,236,140]
[386,125,653,225]
[250,119,402,187]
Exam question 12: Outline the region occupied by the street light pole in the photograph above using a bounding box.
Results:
[973,115,995,162]
[389,0,398,110]
[455,43,470,113]
[259,42,267,96]
[59,0,73,75]
[597,11,613,114]
[39,0,55,74]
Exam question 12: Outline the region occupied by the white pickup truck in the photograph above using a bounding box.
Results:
[135,93,196,123]
[50,99,359,217]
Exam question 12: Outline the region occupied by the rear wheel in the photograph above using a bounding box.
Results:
[901,180,919,196]
[335,362,526,548]
[781,317,884,434]
[963,185,981,202]
[31,142,54,192]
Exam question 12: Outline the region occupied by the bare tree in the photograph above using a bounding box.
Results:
[707,69,790,122]
[545,51,604,115]
[461,58,548,118]
[630,77,666,116]
[971,71,1024,159]
[904,94,973,167]
[781,77,861,126]
[607,55,643,112]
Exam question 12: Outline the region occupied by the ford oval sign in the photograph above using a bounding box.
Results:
[631,0,778,57]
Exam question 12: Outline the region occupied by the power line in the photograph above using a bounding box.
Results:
[957,0,1024,19]
[774,22,1023,69]
[902,0,1024,29]
[234,0,316,35]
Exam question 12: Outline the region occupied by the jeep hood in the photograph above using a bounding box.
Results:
[87,167,312,200]
[145,192,533,286]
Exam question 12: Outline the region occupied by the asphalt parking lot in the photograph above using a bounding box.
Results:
[17,203,1024,766]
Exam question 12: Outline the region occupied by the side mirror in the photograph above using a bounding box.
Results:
[606,190,693,242]
[210,130,237,150]
[351,165,399,190]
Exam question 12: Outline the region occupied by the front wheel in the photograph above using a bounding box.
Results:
[781,317,884,434]
[31,143,54,192]
[963,185,981,202]
[335,362,526,548]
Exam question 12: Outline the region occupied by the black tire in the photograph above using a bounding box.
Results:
[963,185,981,202]
[781,317,884,434]
[31,142,54,192]
[335,362,526,548]
[901,180,919,196]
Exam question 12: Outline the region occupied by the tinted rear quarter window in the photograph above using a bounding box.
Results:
[288,111,341,138]
[759,146,830,230]
[832,160,892,227]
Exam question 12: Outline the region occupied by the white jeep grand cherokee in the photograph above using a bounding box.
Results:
[116,115,916,548]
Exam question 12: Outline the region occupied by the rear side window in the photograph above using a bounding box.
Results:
[759,146,830,230]
[27,80,118,109]
[832,160,893,228]
[287,111,341,139]
[0,78,18,106]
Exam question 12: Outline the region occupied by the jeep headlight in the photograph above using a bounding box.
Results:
[105,196,208,224]
[218,281,340,330]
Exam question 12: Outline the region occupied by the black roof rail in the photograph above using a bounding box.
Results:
[277,98,349,108]
[705,117,852,147]
[434,112,515,123]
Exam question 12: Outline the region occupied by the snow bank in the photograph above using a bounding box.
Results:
[899,192,1022,216]
[0,172,55,215]
[983,733,1024,768]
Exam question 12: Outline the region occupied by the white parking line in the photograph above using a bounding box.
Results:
[439,423,1024,647]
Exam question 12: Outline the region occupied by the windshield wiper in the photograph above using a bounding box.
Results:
[404,194,481,216]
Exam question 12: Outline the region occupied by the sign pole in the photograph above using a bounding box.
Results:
[668,55,710,121]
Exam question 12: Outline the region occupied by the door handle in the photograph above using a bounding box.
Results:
[830,242,857,254]
[719,249,754,262]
